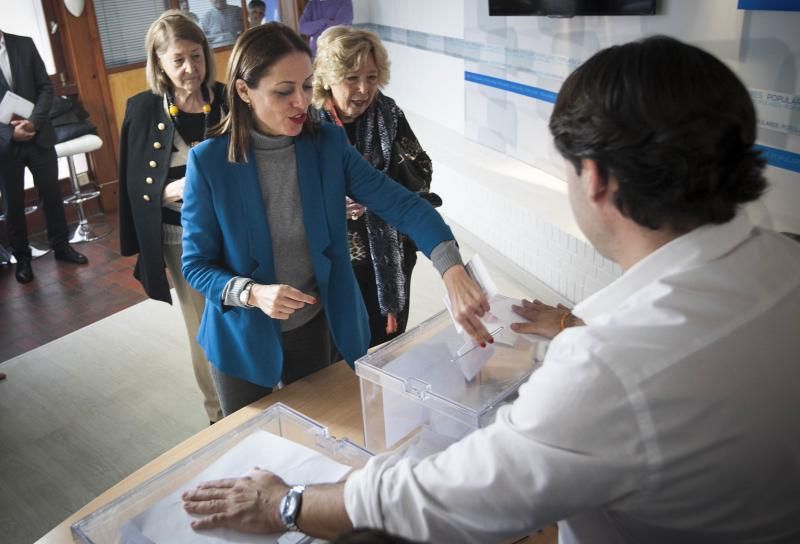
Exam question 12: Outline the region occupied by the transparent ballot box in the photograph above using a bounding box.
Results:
[71,403,371,544]
[356,298,548,458]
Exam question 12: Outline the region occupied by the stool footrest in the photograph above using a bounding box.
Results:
[64,189,102,206]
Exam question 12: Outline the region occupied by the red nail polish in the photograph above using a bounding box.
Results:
[488,337,495,344]
[480,342,486,348]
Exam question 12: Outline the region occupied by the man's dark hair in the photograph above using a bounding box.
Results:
[332,528,422,544]
[248,0,266,9]
[549,35,766,232]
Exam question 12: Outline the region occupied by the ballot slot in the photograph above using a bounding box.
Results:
[71,404,371,544]
[356,307,547,458]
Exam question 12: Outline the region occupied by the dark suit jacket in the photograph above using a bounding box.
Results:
[118,83,226,303]
[0,33,55,149]
[0,122,11,159]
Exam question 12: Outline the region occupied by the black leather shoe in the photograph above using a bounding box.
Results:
[54,245,89,265]
[15,255,34,283]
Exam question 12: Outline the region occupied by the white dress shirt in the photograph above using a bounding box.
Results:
[200,5,242,45]
[0,32,14,90]
[345,212,800,543]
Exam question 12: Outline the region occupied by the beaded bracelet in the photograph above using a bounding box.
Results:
[559,310,572,331]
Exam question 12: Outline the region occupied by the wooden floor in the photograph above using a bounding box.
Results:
[0,208,147,363]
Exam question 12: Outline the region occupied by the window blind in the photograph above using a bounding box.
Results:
[93,0,170,68]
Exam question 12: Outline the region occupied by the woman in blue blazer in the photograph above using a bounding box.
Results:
[182,23,492,416]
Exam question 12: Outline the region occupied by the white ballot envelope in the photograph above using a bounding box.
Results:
[443,255,550,377]
[0,91,35,124]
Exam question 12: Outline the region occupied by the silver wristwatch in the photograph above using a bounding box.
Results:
[239,280,254,308]
[279,484,305,532]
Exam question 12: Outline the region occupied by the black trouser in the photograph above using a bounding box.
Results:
[0,141,69,258]
[209,309,335,417]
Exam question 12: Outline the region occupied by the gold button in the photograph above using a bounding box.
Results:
[157,122,166,130]
[149,160,157,168]
[143,195,151,202]
[145,177,153,184]
[153,142,162,149]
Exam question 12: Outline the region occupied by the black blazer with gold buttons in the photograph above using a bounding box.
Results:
[118,82,226,303]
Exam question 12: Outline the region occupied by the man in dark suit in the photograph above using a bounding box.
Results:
[0,30,87,284]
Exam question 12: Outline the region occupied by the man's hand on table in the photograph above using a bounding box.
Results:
[183,468,288,533]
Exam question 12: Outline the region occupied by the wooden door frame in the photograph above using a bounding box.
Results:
[40,0,121,210]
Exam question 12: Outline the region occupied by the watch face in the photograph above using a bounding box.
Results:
[283,493,299,516]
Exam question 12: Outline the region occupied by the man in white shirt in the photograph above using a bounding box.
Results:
[182,36,800,543]
[201,0,243,45]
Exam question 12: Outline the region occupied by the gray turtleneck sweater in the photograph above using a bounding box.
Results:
[222,129,463,330]
[222,130,320,331]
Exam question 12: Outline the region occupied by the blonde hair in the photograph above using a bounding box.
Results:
[312,26,390,109]
[209,22,312,163]
[144,10,215,96]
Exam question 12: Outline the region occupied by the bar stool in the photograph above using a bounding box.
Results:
[54,134,111,243]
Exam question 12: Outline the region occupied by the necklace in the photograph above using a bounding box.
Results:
[164,86,212,147]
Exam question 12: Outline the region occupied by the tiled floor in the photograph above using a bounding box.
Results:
[0,209,147,363]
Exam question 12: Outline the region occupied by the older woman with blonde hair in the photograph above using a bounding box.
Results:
[312,25,440,347]
[119,9,226,423]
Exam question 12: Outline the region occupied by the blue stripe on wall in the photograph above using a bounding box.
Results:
[465,72,799,174]
[754,145,800,173]
[738,0,800,11]
[464,72,558,103]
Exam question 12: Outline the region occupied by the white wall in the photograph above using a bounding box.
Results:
[354,0,800,304]
[0,0,54,74]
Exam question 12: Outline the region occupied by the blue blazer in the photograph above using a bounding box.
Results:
[182,122,454,387]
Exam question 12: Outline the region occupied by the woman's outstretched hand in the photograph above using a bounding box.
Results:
[442,265,493,345]
[250,284,317,320]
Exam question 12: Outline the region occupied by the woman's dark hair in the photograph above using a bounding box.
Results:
[549,35,766,232]
[209,22,313,163]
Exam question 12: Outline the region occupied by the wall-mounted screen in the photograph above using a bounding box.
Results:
[489,0,657,17]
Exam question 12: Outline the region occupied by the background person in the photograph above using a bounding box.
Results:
[201,0,243,45]
[247,0,266,27]
[0,29,88,284]
[312,26,438,347]
[118,10,225,424]
[183,36,800,543]
[298,0,352,56]
[180,22,492,417]
[178,0,199,23]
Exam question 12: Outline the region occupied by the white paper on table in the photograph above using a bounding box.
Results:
[0,91,34,124]
[120,431,353,544]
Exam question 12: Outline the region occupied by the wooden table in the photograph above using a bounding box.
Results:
[36,361,555,544]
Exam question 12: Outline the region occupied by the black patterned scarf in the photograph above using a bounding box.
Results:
[319,92,408,319]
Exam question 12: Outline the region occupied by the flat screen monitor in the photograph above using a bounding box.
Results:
[489,0,657,17]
